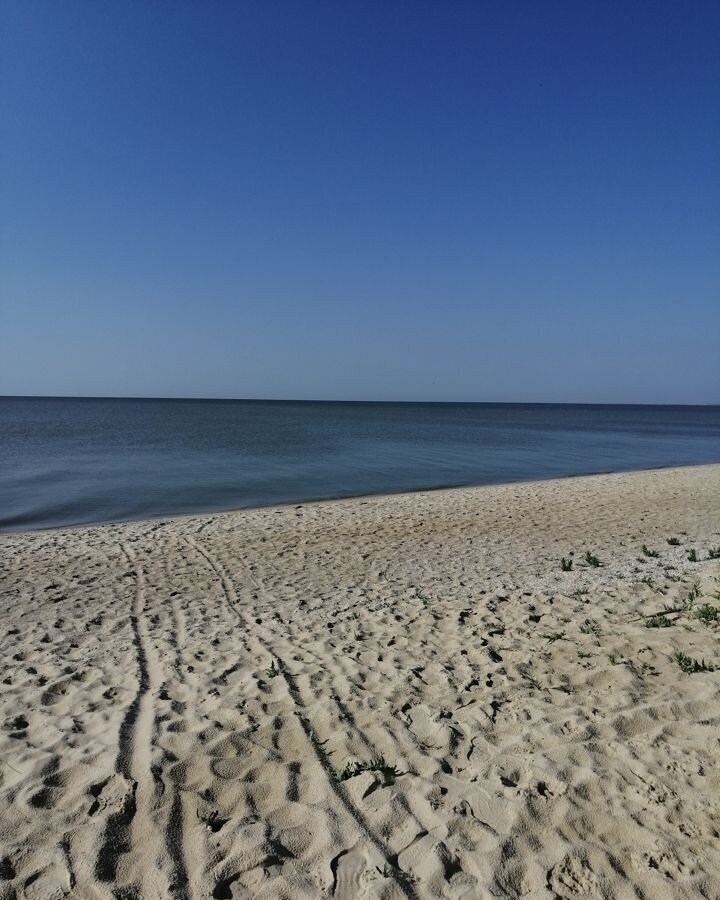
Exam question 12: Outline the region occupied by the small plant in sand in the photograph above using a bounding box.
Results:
[265,660,286,679]
[644,614,673,628]
[608,654,619,665]
[667,537,681,546]
[675,652,715,674]
[695,604,719,625]
[577,650,592,659]
[687,548,698,563]
[579,619,601,638]
[543,631,566,644]
[307,728,327,749]
[519,667,543,690]
[684,582,701,611]
[708,547,720,560]
[584,551,602,568]
[196,808,228,833]
[379,863,419,884]
[642,545,659,558]
[561,557,573,572]
[335,755,399,783]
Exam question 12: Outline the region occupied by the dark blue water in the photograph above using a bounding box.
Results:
[1,397,719,532]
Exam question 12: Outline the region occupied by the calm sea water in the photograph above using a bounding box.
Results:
[1,397,719,532]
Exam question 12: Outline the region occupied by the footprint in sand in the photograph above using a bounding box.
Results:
[23,858,72,900]
[547,853,599,898]
[88,773,134,817]
[332,844,368,899]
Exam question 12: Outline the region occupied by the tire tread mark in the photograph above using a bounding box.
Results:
[96,544,191,900]
[184,536,420,900]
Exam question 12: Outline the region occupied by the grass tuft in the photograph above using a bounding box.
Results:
[543,631,566,644]
[644,614,673,628]
[519,668,543,690]
[579,619,601,638]
[196,808,228,833]
[335,755,399,783]
[684,582,701,611]
[695,604,719,625]
[379,863,419,884]
[266,660,286,679]
[675,652,715,674]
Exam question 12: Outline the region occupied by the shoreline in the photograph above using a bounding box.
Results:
[2,463,720,898]
[3,458,719,537]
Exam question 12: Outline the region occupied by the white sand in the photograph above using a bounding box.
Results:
[1,464,720,899]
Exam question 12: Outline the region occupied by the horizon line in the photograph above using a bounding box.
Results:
[1,394,718,408]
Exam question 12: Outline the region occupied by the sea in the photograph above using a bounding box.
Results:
[1,397,719,532]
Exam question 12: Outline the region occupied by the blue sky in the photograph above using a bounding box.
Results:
[1,1,718,403]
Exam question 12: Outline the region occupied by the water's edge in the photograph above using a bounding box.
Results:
[4,459,717,537]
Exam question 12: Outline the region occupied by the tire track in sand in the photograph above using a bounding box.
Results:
[95,543,190,900]
[185,535,420,900]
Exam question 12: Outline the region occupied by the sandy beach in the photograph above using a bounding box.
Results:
[1,463,719,900]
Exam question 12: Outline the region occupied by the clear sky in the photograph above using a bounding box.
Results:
[1,1,718,403]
